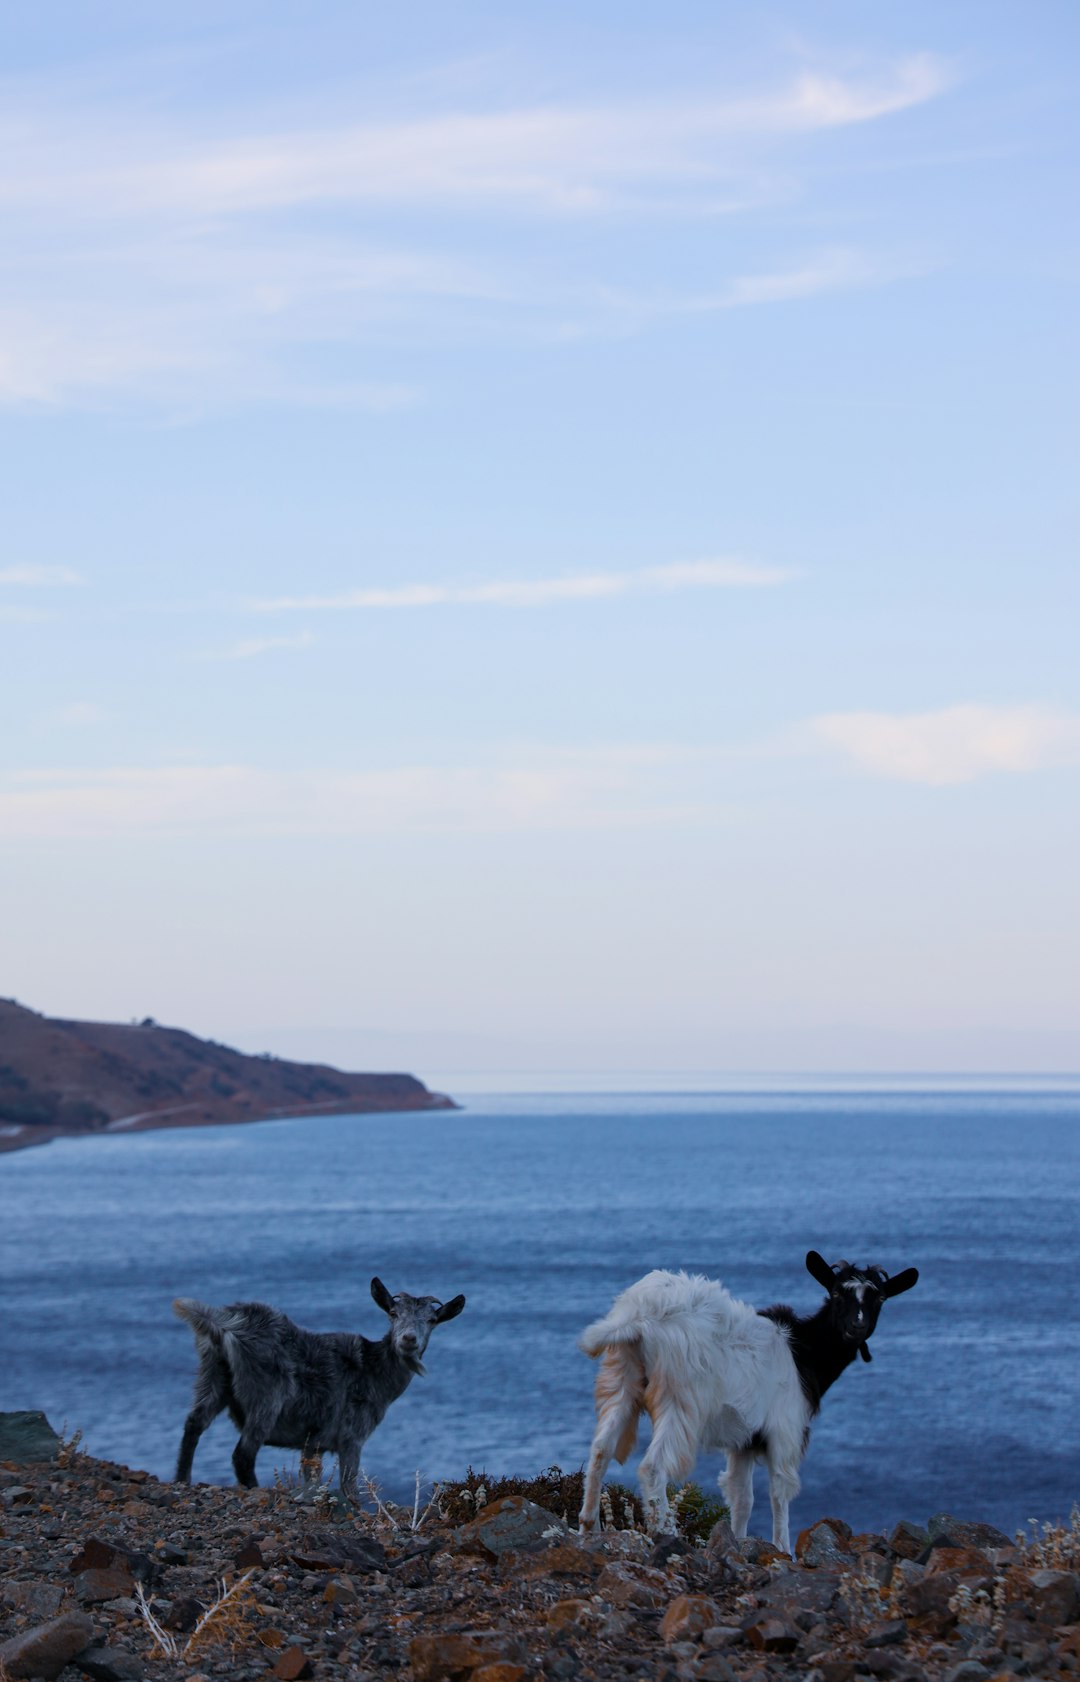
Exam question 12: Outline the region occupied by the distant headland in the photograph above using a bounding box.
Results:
[0,998,456,1155]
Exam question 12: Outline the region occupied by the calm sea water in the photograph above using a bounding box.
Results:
[2,1089,1078,1538]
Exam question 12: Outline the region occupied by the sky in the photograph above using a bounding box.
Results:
[1,2,1078,1084]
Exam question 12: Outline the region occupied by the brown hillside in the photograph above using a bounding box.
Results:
[0,998,455,1150]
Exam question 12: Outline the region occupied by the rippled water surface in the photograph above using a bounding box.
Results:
[2,1087,1078,1536]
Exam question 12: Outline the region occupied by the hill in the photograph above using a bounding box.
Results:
[0,998,455,1151]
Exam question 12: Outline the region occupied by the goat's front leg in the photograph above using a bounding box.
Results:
[765,1455,799,1556]
[337,1437,366,1504]
[720,1449,754,1539]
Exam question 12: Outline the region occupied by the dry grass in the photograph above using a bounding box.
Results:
[1015,1505,1080,1569]
[135,1570,257,1661]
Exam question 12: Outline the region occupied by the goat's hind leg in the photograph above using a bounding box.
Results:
[720,1448,755,1540]
[176,1353,229,1483]
[637,1399,696,1536]
[579,1347,643,1534]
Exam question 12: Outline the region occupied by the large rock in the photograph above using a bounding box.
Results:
[0,1411,61,1464]
[409,1631,523,1681]
[928,1514,1012,1553]
[288,1530,387,1573]
[1026,1568,1080,1626]
[659,1594,723,1642]
[0,1612,96,1680]
[795,1517,854,1568]
[454,1495,565,1559]
[1,1580,66,1619]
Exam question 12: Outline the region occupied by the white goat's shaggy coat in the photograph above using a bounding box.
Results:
[578,1269,809,1549]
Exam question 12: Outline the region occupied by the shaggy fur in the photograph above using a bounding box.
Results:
[174,1277,465,1498]
[578,1252,917,1552]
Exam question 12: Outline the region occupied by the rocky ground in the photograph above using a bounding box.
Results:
[2,1421,1078,1682]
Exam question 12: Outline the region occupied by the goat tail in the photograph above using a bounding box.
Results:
[172,1297,225,1343]
[578,1311,647,1361]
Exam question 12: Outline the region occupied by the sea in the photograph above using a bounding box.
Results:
[2,1085,1078,1540]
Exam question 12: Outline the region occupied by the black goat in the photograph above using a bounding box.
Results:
[174,1278,465,1497]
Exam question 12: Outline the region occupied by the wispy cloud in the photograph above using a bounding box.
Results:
[812,704,1080,785]
[0,565,83,586]
[2,57,950,220]
[255,557,795,614]
[197,631,315,662]
[0,52,950,407]
[0,748,700,839]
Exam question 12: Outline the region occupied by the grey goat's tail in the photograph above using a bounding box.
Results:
[173,1297,225,1342]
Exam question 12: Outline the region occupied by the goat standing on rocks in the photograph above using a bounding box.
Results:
[578,1251,918,1552]
[174,1278,465,1498]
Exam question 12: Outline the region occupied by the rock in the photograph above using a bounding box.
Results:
[929,1515,1013,1553]
[744,1616,800,1653]
[69,1538,156,1585]
[233,1539,264,1569]
[0,1611,96,1680]
[650,1534,695,1567]
[734,1536,788,1565]
[75,1565,136,1603]
[941,1664,990,1682]
[704,1516,737,1558]
[409,1631,523,1681]
[595,1561,669,1608]
[454,1495,565,1559]
[701,1627,744,1649]
[1,1579,66,1618]
[0,1410,61,1464]
[924,1546,991,1578]
[890,1520,931,1559]
[503,1542,600,1581]
[757,1569,840,1618]
[660,1595,722,1642]
[865,1619,909,1647]
[796,1518,855,1568]
[1026,1568,1080,1625]
[817,1663,857,1682]
[695,1655,738,1682]
[546,1599,591,1632]
[471,1667,526,1682]
[273,1646,313,1681]
[288,1530,387,1573]
[75,1646,145,1681]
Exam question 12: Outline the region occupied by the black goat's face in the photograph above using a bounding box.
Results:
[370,1277,466,1375]
[805,1251,919,1355]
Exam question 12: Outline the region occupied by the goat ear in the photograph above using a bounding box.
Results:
[881,1267,919,1298]
[371,1277,395,1315]
[434,1294,465,1324]
[806,1250,837,1291]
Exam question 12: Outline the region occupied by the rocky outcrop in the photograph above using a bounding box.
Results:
[0,1441,1077,1682]
[0,997,455,1152]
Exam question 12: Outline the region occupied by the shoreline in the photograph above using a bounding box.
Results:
[0,1091,459,1157]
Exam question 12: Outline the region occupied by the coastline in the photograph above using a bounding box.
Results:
[0,1089,458,1158]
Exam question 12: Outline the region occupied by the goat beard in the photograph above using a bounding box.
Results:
[404,1354,427,1377]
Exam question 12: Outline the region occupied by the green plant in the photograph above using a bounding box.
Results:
[669,1482,730,1544]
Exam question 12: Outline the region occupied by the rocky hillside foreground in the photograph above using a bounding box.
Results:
[1,1413,1078,1682]
[0,1000,454,1152]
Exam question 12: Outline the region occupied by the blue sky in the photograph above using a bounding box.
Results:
[2,3,1077,1081]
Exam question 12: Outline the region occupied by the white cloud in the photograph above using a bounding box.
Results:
[0,749,699,840]
[1,57,950,220]
[255,557,794,614]
[812,704,1080,785]
[197,631,315,662]
[0,565,82,586]
[0,53,950,406]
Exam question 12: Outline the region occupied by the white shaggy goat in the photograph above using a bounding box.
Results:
[578,1252,918,1553]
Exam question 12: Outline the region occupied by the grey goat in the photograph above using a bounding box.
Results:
[174,1278,465,1497]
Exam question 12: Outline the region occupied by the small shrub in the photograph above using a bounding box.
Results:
[439,1464,644,1530]
[669,1481,730,1545]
